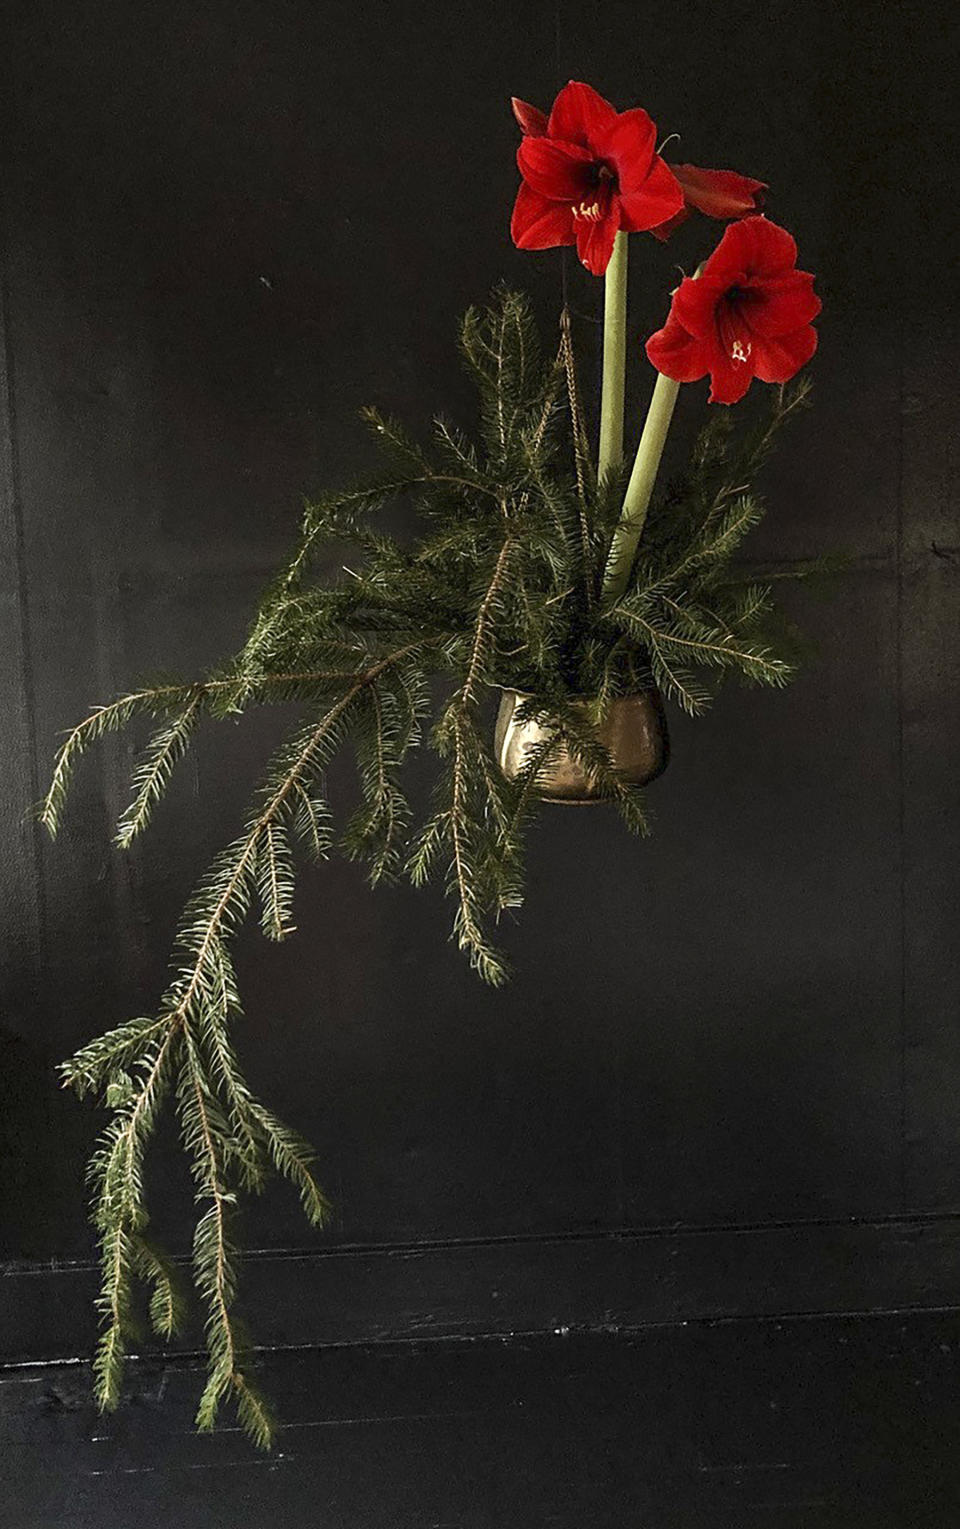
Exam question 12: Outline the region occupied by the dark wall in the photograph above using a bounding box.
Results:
[1,0,958,1352]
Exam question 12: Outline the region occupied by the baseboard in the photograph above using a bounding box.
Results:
[4,1213,960,1366]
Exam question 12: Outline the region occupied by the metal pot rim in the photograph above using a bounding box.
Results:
[497,686,660,703]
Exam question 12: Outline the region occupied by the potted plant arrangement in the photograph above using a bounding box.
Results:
[43,81,824,1444]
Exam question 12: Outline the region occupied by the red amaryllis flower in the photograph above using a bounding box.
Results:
[649,163,766,241]
[512,96,765,246]
[510,81,684,275]
[645,216,821,405]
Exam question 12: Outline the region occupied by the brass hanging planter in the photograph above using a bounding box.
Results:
[494,689,669,805]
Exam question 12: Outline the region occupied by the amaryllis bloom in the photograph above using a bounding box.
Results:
[510,81,684,275]
[512,95,765,247]
[645,216,821,405]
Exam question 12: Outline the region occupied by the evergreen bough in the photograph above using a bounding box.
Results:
[43,288,827,1446]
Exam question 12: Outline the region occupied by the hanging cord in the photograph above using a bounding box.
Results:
[559,305,594,607]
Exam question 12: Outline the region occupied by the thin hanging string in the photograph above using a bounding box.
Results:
[554,0,571,321]
[553,0,596,605]
[552,1,598,331]
[559,306,594,607]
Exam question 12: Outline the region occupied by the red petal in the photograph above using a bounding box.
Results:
[705,216,799,283]
[670,163,766,220]
[592,107,657,187]
[742,271,821,337]
[701,224,748,284]
[547,80,617,151]
[619,156,685,232]
[574,204,621,275]
[510,182,575,250]
[645,312,710,383]
[511,97,548,136]
[707,354,755,405]
[749,323,818,383]
[517,136,594,200]
[649,206,692,242]
[670,274,727,338]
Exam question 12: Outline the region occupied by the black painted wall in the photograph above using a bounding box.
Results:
[1,0,958,1354]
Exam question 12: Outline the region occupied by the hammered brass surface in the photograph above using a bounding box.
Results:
[494,690,669,803]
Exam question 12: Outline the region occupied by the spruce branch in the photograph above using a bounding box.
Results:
[134,1232,190,1341]
[256,821,297,940]
[115,696,203,848]
[43,667,388,841]
[64,639,435,1445]
[449,715,510,985]
[245,1100,330,1227]
[428,534,520,981]
[42,683,205,839]
[178,1022,254,1438]
[291,783,334,862]
[86,1021,182,1413]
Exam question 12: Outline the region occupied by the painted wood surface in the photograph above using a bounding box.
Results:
[0,0,958,1350]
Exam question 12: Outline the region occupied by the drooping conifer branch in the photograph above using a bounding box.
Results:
[41,667,388,841]
[62,639,438,1445]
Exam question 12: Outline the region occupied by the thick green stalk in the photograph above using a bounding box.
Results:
[597,231,628,481]
[601,368,681,602]
[602,263,705,602]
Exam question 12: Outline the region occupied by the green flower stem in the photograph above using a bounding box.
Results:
[597,231,628,482]
[601,368,681,602]
[602,263,706,602]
